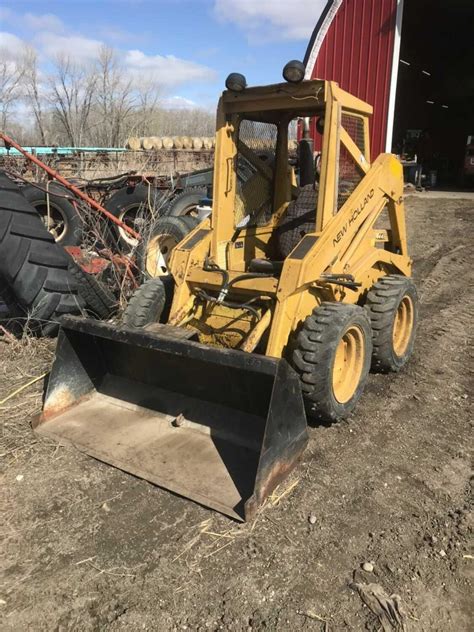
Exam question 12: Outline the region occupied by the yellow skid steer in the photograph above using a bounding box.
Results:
[36,66,417,521]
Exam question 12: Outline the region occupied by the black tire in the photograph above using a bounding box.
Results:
[122,276,174,328]
[365,275,418,373]
[276,184,319,258]
[0,171,84,334]
[67,260,117,319]
[137,216,193,278]
[177,215,199,232]
[165,187,207,218]
[291,303,372,422]
[21,183,82,246]
[0,275,24,333]
[105,184,165,251]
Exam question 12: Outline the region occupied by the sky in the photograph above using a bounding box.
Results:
[0,0,327,110]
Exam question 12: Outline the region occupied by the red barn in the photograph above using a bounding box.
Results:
[303,0,474,185]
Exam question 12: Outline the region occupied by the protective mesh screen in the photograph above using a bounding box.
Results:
[342,113,365,153]
[337,113,365,210]
[234,119,277,227]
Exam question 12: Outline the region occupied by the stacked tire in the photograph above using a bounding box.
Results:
[0,172,84,334]
[164,186,207,218]
[104,184,165,251]
[21,183,82,246]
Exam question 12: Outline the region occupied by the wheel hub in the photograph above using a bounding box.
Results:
[332,325,365,404]
[392,295,414,357]
[146,233,179,276]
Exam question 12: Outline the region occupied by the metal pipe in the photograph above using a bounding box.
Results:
[0,132,140,240]
[240,307,273,352]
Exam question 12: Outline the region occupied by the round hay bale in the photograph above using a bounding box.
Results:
[202,137,213,150]
[141,137,154,150]
[162,137,174,150]
[173,137,183,149]
[192,137,203,150]
[126,136,141,151]
[180,136,193,150]
[151,136,163,150]
[288,139,298,152]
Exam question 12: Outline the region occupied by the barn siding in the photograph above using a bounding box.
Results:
[306,0,398,158]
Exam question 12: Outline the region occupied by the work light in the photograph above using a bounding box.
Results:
[283,60,305,83]
[225,73,247,92]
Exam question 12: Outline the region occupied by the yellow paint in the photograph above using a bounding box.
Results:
[144,78,411,360]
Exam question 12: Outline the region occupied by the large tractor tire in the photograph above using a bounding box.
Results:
[104,184,165,251]
[365,275,418,372]
[0,275,24,332]
[122,276,174,328]
[67,260,117,319]
[0,172,84,334]
[21,183,82,246]
[137,215,198,278]
[165,187,207,218]
[291,302,372,422]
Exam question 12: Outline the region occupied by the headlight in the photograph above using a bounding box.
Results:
[283,60,305,83]
[225,73,247,92]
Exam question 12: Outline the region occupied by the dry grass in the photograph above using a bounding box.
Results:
[0,336,54,464]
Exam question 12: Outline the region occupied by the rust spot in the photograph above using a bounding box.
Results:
[39,386,79,423]
[245,434,307,520]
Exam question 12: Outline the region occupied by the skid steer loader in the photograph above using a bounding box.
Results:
[36,73,417,521]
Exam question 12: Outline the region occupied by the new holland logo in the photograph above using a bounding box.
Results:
[332,189,374,247]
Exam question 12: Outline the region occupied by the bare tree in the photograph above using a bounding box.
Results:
[2,43,215,147]
[129,87,158,137]
[48,55,97,146]
[0,49,25,131]
[23,47,47,144]
[92,46,137,146]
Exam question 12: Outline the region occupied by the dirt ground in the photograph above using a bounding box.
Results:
[1,196,473,631]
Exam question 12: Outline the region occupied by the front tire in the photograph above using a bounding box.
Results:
[122,277,174,328]
[291,303,372,422]
[365,275,418,372]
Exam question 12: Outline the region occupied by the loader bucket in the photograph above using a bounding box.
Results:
[35,317,308,521]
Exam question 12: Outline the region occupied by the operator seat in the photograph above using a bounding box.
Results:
[248,182,319,274]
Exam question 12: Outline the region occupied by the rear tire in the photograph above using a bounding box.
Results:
[291,303,372,422]
[122,277,174,328]
[365,275,418,372]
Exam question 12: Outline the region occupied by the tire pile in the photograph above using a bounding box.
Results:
[0,167,210,336]
[0,172,84,335]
